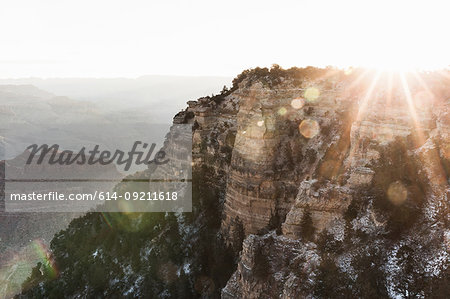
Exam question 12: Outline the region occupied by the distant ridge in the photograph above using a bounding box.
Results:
[0,84,54,99]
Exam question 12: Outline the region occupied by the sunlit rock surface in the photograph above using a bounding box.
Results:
[214,69,449,298]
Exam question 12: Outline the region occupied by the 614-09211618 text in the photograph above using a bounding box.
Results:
[9,191,179,201]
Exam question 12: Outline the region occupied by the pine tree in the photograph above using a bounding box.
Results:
[300,205,315,241]
[253,244,270,279]
[221,85,229,94]
[268,207,282,235]
[314,257,352,298]
[231,217,245,254]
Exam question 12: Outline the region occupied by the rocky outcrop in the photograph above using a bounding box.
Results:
[174,68,449,246]
[222,231,321,299]
[216,69,449,298]
[221,82,305,235]
[220,78,355,239]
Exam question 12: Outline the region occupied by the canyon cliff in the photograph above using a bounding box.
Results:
[18,66,449,298]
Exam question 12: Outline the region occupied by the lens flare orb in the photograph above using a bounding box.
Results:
[278,107,287,116]
[299,119,320,138]
[290,98,305,109]
[387,181,408,205]
[344,67,354,75]
[304,87,320,102]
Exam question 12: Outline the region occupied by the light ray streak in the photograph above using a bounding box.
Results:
[347,68,372,90]
[400,73,427,147]
[346,71,381,164]
[410,71,436,101]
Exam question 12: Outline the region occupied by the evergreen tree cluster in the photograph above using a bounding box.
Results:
[18,167,235,298]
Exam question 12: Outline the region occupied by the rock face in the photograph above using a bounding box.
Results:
[216,69,449,298]
[222,82,304,235]
[219,78,355,238]
[215,79,351,240]
[173,68,448,297]
[222,231,320,299]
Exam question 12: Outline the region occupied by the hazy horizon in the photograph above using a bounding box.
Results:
[0,74,233,80]
[0,75,233,125]
[1,0,449,78]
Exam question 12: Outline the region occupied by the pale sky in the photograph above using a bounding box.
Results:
[0,0,449,78]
